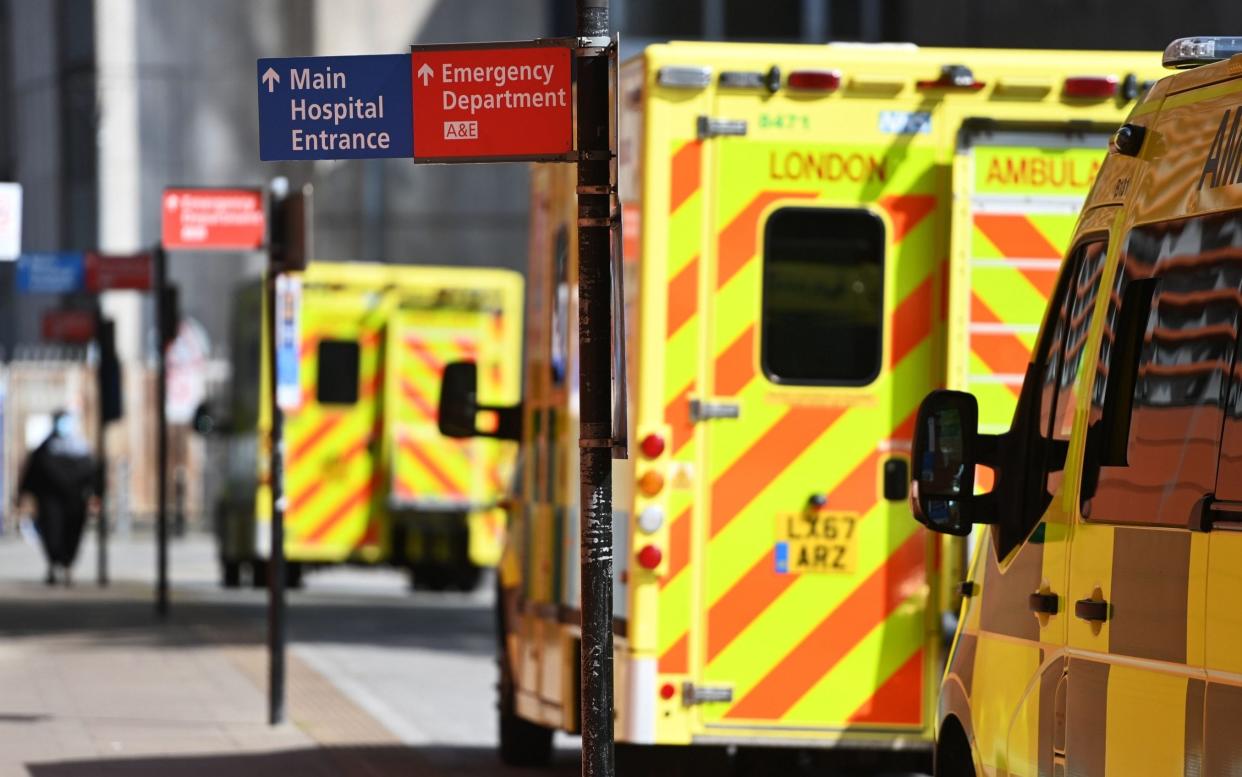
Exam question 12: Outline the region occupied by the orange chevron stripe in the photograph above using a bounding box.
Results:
[660,507,691,589]
[973,214,1062,296]
[286,478,325,518]
[973,213,1061,259]
[970,293,1033,388]
[848,647,923,724]
[714,325,756,396]
[404,337,446,374]
[707,548,797,663]
[401,376,438,419]
[717,191,817,290]
[289,414,345,464]
[667,255,699,337]
[710,407,846,537]
[303,476,376,544]
[299,334,320,358]
[664,384,695,454]
[723,530,925,720]
[669,140,702,213]
[878,194,937,243]
[400,436,467,497]
[394,474,418,499]
[288,434,372,517]
[659,632,689,674]
[827,409,918,514]
[891,276,934,368]
[357,520,381,549]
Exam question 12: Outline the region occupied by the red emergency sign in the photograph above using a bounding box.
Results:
[85,251,152,292]
[41,309,96,344]
[410,44,573,162]
[161,188,266,251]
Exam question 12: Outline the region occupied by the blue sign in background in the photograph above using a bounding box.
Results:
[16,252,85,294]
[257,54,413,161]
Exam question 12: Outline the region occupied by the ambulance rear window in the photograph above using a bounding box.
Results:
[760,207,884,385]
[316,340,360,405]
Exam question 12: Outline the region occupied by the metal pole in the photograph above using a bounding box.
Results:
[266,188,288,726]
[575,2,614,775]
[154,246,169,617]
[95,311,109,587]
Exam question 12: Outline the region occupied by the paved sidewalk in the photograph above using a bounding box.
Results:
[0,533,432,776]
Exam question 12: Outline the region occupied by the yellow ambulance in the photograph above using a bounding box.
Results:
[215,261,522,590]
[440,42,1164,770]
[911,35,1242,777]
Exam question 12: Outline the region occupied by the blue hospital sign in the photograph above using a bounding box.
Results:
[257,54,413,161]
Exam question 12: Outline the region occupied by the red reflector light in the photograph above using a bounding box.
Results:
[640,433,666,459]
[660,683,677,700]
[787,69,841,92]
[1064,75,1119,99]
[637,544,663,570]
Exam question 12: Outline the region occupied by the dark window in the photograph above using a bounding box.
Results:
[760,208,884,386]
[1085,214,1242,526]
[316,340,360,405]
[990,239,1105,559]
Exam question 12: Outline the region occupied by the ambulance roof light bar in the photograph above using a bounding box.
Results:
[1163,36,1242,69]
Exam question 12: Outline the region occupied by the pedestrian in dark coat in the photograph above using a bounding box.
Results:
[16,411,96,585]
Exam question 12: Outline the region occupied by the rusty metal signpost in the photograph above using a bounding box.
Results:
[256,3,620,770]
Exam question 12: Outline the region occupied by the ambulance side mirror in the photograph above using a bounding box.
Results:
[439,361,523,442]
[911,390,979,537]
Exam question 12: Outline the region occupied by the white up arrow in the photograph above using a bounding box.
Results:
[261,67,280,93]
[417,63,435,87]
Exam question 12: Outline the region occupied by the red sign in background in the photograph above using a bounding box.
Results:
[42,309,96,344]
[161,188,266,250]
[410,46,573,161]
[85,251,152,292]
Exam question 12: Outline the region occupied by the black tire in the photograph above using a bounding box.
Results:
[452,561,483,592]
[411,564,450,592]
[496,580,553,767]
[250,559,268,589]
[286,562,304,589]
[935,716,976,777]
[221,560,242,589]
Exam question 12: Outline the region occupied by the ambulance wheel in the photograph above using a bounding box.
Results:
[497,588,553,766]
[451,562,483,592]
[286,562,304,589]
[411,564,450,592]
[935,716,975,777]
[220,560,242,589]
[250,560,268,589]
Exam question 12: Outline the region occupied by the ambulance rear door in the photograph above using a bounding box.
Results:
[282,280,387,563]
[947,126,1112,436]
[689,83,941,736]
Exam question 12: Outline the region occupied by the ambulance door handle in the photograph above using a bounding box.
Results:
[1028,592,1059,615]
[1074,598,1111,623]
[689,399,740,423]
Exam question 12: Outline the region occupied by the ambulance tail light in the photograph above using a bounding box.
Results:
[638,470,665,497]
[637,544,663,570]
[916,64,985,92]
[1163,36,1242,69]
[657,66,712,89]
[787,69,842,93]
[1063,75,1119,99]
[640,433,665,459]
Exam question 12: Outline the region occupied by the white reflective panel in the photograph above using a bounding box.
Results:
[637,505,664,535]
